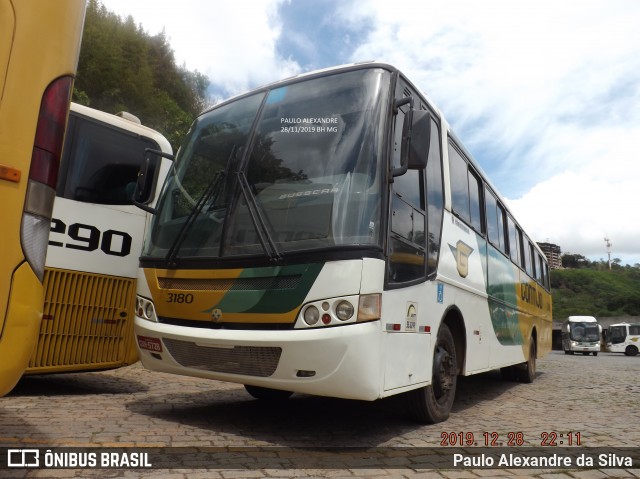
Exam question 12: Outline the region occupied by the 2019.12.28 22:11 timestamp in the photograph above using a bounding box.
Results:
[440,431,582,447]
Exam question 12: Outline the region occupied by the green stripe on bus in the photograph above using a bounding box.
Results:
[213,262,324,314]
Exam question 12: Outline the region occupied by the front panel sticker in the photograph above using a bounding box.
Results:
[406,302,417,332]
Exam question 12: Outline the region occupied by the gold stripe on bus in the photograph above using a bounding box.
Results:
[144,268,300,323]
[145,267,242,322]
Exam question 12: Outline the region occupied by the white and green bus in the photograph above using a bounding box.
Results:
[606,323,640,356]
[133,62,552,423]
[561,316,601,356]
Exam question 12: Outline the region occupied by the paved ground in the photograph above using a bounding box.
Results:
[1,351,639,478]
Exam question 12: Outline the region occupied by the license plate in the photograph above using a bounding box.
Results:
[137,335,163,353]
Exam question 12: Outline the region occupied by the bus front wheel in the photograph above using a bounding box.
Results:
[406,323,457,424]
[625,345,638,356]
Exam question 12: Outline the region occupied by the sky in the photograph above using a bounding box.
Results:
[101,0,640,266]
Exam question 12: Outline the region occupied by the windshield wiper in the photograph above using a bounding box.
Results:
[235,170,282,262]
[165,149,234,266]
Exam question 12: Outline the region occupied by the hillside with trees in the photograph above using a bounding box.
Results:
[551,254,640,320]
[73,0,209,147]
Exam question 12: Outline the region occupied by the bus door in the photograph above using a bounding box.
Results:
[383,79,433,391]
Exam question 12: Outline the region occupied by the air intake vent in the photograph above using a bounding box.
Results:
[158,275,302,291]
[27,268,135,372]
[163,338,281,377]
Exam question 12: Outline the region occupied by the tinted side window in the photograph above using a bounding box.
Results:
[448,143,469,223]
[507,216,520,265]
[496,203,507,253]
[536,253,545,284]
[528,243,537,279]
[468,169,483,233]
[426,118,443,276]
[389,97,426,284]
[58,114,158,205]
[486,188,507,253]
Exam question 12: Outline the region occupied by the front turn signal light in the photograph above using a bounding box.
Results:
[357,293,381,322]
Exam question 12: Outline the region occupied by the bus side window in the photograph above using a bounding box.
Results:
[507,216,520,265]
[389,101,426,285]
[497,202,507,253]
[425,118,443,277]
[448,143,470,223]
[58,115,158,205]
[486,188,506,253]
[468,168,483,233]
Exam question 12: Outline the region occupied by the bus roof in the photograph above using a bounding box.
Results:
[567,316,598,322]
[70,102,172,154]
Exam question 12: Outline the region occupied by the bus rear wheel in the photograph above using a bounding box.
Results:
[517,337,536,383]
[625,345,638,356]
[244,385,293,401]
[406,323,457,424]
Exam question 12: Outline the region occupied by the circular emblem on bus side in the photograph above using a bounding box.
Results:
[212,309,222,322]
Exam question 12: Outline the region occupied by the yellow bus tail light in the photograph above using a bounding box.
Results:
[21,76,74,281]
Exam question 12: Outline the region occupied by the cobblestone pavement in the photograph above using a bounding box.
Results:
[1,351,639,478]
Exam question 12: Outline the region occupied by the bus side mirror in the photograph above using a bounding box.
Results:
[392,100,430,178]
[133,148,174,214]
[407,110,430,170]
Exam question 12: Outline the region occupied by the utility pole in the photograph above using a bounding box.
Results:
[604,237,612,270]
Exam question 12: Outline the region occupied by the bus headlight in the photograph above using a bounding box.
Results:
[303,305,320,326]
[335,300,354,321]
[296,294,379,328]
[137,296,158,322]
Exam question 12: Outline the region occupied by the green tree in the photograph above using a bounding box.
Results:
[73,0,209,147]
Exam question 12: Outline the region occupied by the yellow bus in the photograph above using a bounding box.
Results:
[133,62,552,423]
[25,103,172,375]
[0,0,86,396]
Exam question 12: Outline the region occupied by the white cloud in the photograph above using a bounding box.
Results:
[100,0,302,96]
[338,0,640,264]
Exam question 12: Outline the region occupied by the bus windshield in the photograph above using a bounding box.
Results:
[570,322,600,342]
[144,68,390,260]
[608,325,627,344]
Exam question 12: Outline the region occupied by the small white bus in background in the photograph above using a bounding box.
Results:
[25,103,173,375]
[606,323,640,357]
[561,316,601,356]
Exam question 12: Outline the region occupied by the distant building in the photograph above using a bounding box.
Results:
[538,242,562,269]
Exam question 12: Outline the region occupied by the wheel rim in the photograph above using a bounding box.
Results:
[433,344,455,400]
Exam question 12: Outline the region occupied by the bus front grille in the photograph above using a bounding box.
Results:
[26,268,136,373]
[163,338,281,377]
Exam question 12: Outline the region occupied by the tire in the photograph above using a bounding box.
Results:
[406,323,457,424]
[564,350,570,355]
[593,352,598,356]
[624,345,638,357]
[244,385,293,401]
[517,336,536,383]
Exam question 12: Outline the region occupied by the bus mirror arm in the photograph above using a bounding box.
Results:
[133,148,175,214]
